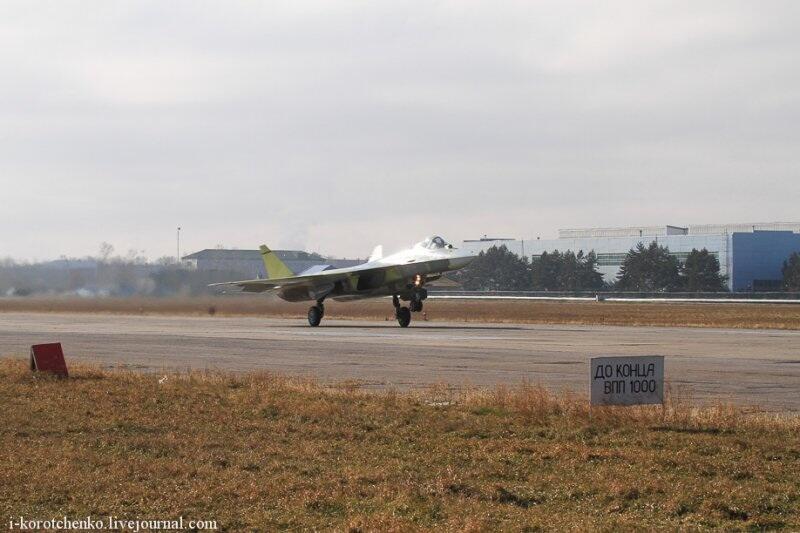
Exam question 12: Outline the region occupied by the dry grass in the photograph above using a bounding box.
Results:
[1,358,798,531]
[2,295,800,330]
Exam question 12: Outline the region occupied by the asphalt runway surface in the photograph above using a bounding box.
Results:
[1,312,799,411]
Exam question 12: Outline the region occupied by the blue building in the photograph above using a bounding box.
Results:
[462,223,800,291]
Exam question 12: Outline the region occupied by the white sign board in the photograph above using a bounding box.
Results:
[590,356,664,406]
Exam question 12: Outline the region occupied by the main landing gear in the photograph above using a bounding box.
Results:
[307,300,325,327]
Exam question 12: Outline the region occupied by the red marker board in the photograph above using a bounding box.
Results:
[30,343,69,377]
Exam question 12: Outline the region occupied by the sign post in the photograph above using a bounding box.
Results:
[30,343,69,377]
[590,356,664,407]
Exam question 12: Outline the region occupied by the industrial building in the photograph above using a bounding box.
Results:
[462,222,800,291]
[182,249,362,279]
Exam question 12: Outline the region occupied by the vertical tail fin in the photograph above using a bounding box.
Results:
[259,245,294,279]
[368,245,383,262]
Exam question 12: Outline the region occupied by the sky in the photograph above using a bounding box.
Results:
[1,1,799,261]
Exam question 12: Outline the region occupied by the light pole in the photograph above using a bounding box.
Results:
[177,226,181,265]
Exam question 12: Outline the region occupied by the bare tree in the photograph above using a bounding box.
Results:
[98,242,114,263]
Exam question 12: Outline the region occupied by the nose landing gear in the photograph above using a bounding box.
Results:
[393,294,411,328]
[410,288,426,313]
[393,287,427,327]
[396,306,411,328]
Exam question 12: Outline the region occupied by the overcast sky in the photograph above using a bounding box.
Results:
[1,1,798,261]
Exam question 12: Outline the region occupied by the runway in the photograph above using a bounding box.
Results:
[1,312,798,411]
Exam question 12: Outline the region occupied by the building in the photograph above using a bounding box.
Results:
[182,249,363,279]
[461,222,800,291]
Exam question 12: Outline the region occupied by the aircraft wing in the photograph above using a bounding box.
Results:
[209,261,411,294]
[209,270,353,294]
[210,252,454,297]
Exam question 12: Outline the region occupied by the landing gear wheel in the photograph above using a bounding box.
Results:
[308,305,323,327]
[396,306,411,328]
[410,288,426,313]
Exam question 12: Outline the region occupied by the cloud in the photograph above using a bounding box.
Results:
[1,1,798,259]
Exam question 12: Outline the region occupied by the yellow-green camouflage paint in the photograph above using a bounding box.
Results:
[259,245,295,279]
[383,267,404,283]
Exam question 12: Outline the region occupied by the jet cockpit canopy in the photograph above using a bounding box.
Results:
[417,236,452,250]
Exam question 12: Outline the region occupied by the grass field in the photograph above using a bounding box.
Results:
[2,295,800,330]
[1,359,798,531]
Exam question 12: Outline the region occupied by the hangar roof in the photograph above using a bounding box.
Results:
[558,222,800,239]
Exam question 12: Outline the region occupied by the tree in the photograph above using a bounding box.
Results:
[98,242,114,263]
[531,249,604,291]
[579,251,605,290]
[616,242,681,292]
[531,250,561,290]
[557,250,580,290]
[783,252,800,291]
[454,245,531,291]
[682,248,727,292]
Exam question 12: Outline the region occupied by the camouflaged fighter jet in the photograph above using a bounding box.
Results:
[210,236,475,327]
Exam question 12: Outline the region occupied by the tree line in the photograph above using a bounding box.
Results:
[0,242,240,297]
[455,241,735,292]
[784,252,800,291]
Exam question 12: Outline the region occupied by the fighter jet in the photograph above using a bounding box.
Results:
[210,236,475,327]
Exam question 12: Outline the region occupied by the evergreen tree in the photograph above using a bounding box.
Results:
[531,250,562,290]
[579,251,605,290]
[531,249,605,290]
[454,245,531,291]
[557,250,579,290]
[682,248,727,292]
[616,242,681,291]
[782,252,800,291]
